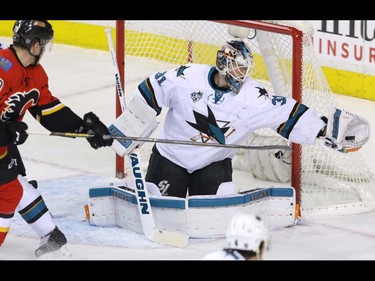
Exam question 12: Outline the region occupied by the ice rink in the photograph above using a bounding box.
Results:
[1,36,375,261]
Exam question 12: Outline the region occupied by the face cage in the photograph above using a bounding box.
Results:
[217,50,251,94]
[227,56,250,80]
[224,74,243,94]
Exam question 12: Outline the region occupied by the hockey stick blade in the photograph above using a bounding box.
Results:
[129,151,189,247]
[150,229,188,248]
[27,131,292,151]
[115,186,189,248]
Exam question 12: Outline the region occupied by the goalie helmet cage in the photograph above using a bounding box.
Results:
[114,20,375,218]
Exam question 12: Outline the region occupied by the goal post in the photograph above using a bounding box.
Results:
[114,20,375,218]
[213,20,304,216]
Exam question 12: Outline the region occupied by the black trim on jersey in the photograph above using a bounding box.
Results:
[0,212,14,219]
[138,78,161,115]
[29,103,83,132]
[0,146,25,184]
[277,102,309,140]
[0,121,12,146]
[28,99,61,119]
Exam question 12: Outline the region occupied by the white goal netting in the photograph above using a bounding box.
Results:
[121,20,375,217]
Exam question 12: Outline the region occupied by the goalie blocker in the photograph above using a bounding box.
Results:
[109,96,158,156]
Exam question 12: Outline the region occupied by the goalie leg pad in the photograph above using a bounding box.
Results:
[87,185,296,237]
[146,182,162,197]
[109,96,158,156]
[216,182,237,195]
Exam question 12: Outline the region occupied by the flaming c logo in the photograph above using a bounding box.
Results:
[0,89,39,122]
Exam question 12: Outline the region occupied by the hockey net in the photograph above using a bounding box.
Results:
[118,20,375,218]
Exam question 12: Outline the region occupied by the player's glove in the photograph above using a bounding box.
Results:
[79,112,113,149]
[319,107,370,153]
[3,121,29,146]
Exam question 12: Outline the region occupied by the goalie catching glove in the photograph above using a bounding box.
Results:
[109,96,158,156]
[319,107,370,153]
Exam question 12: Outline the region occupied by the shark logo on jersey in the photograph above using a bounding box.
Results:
[158,180,170,196]
[175,65,190,79]
[186,105,230,144]
[256,87,269,100]
[191,91,203,102]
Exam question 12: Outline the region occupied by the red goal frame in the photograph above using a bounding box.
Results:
[114,20,304,215]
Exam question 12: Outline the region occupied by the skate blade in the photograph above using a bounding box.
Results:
[36,245,72,260]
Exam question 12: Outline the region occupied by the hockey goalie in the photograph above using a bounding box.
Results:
[88,34,370,240]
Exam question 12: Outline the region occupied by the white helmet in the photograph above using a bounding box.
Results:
[216,38,254,94]
[225,213,270,254]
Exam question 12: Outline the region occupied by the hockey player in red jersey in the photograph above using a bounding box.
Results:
[0,20,113,256]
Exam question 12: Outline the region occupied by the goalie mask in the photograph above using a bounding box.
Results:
[225,213,270,256]
[216,38,254,94]
[13,20,54,65]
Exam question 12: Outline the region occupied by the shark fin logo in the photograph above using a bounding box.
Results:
[256,87,269,100]
[186,105,231,144]
[175,65,190,79]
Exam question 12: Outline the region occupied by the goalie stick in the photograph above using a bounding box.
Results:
[27,131,292,151]
[105,28,188,248]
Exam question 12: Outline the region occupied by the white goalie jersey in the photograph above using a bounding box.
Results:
[134,63,326,173]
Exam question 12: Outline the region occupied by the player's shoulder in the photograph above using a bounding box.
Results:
[189,62,209,69]
[238,78,271,103]
[0,48,18,75]
[173,63,211,75]
[165,63,211,84]
[242,77,266,91]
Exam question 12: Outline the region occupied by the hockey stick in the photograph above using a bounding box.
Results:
[27,131,292,151]
[105,28,126,109]
[105,28,188,248]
